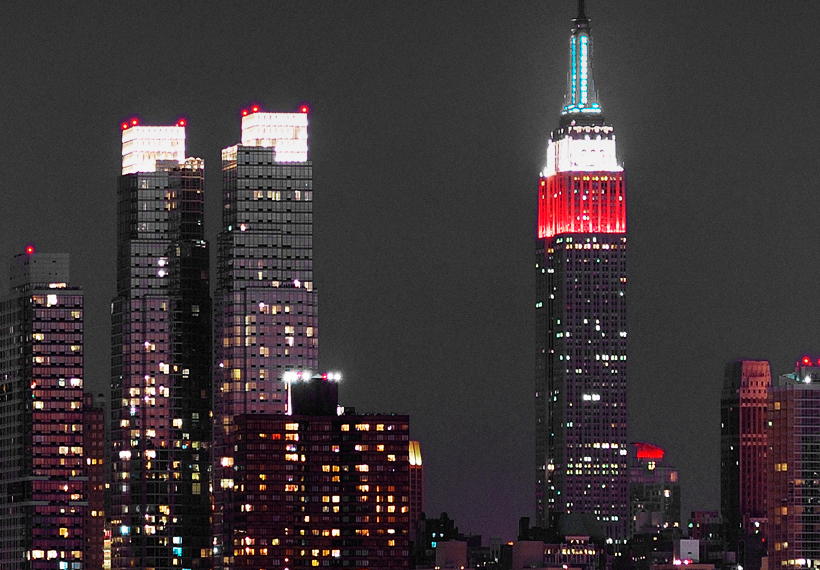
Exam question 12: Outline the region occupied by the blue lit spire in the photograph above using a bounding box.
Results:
[561,0,602,118]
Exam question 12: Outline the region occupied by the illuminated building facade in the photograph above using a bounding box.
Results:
[409,441,424,531]
[767,360,820,570]
[720,359,770,550]
[0,251,85,569]
[629,443,681,538]
[220,376,410,569]
[213,106,318,568]
[110,121,212,569]
[535,1,628,540]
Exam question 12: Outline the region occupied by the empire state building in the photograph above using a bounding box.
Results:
[534,0,629,541]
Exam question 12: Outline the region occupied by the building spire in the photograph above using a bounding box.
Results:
[561,0,602,121]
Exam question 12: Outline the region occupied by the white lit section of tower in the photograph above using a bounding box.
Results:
[121,123,186,174]
[535,0,629,542]
[212,105,318,570]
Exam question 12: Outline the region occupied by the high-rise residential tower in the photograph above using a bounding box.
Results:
[720,359,770,552]
[0,250,85,570]
[213,106,318,569]
[767,359,820,570]
[534,1,629,540]
[110,120,212,569]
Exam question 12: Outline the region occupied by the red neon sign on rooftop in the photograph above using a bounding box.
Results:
[633,442,665,461]
[538,172,626,239]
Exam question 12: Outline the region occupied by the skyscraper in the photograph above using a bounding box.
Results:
[534,1,629,540]
[720,359,770,552]
[0,250,85,570]
[767,359,820,570]
[110,120,212,569]
[213,106,318,568]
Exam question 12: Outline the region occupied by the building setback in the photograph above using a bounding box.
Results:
[109,121,212,569]
[213,106,318,569]
[720,359,770,549]
[534,0,629,540]
[0,251,85,569]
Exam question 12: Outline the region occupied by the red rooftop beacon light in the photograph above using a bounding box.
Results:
[177,119,186,127]
[242,109,248,116]
[25,245,35,255]
[251,105,259,113]
[121,122,129,130]
[803,356,811,366]
[300,105,309,113]
[131,118,138,126]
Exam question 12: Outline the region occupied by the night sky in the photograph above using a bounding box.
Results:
[3,0,820,542]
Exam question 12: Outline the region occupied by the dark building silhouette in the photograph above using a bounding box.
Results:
[535,0,629,541]
[0,251,86,569]
[83,393,105,570]
[720,359,769,562]
[109,122,212,569]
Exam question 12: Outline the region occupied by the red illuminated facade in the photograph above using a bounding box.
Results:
[535,1,629,541]
[720,359,770,553]
[538,170,626,239]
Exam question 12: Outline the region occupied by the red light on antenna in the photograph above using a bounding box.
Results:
[131,119,138,126]
[252,106,259,113]
[300,105,309,113]
[25,245,35,255]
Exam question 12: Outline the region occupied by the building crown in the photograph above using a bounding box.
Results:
[560,0,603,122]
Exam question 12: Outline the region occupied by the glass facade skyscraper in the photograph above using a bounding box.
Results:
[212,107,318,569]
[535,1,629,540]
[0,251,85,570]
[110,122,212,569]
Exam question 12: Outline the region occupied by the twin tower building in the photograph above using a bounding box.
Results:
[113,108,319,568]
[112,109,412,570]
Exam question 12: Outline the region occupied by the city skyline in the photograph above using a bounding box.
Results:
[3,1,820,542]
